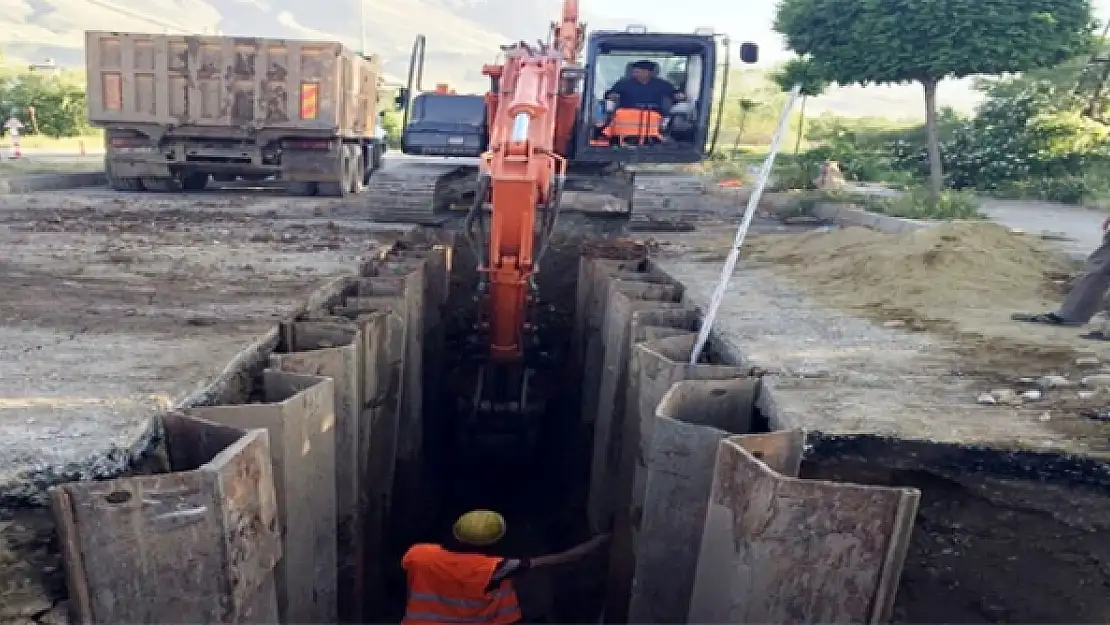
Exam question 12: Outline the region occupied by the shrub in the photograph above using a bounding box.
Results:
[863,187,985,220]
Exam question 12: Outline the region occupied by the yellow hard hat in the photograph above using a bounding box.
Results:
[453,510,506,546]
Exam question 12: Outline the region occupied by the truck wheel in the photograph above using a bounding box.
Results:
[316,156,350,197]
[286,181,317,196]
[349,155,365,194]
[142,178,178,192]
[372,144,383,171]
[106,161,144,191]
[181,172,209,191]
[108,175,145,191]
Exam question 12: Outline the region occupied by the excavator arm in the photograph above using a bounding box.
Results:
[448,0,585,455]
[476,0,583,363]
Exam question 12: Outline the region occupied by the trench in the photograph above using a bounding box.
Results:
[9,223,1110,624]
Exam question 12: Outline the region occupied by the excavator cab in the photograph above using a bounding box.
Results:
[573,29,757,164]
[392,35,489,158]
[401,91,488,157]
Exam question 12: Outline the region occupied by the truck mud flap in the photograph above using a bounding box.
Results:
[50,414,282,623]
[688,429,920,623]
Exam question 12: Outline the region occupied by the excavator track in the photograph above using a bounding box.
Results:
[366,159,480,225]
[628,171,712,229]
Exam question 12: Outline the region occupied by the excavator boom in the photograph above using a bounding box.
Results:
[374,1,759,457]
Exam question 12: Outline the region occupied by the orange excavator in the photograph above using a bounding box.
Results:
[374,0,758,455]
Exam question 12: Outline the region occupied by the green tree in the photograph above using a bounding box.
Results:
[0,67,91,137]
[774,0,1094,200]
[730,98,758,152]
[380,109,403,147]
[770,57,829,153]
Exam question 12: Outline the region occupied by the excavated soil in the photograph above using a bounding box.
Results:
[743,222,1072,319]
[739,222,1110,401]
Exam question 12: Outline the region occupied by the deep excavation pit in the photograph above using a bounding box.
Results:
[9,222,1110,624]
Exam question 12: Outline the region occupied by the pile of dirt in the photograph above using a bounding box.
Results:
[745,222,1074,318]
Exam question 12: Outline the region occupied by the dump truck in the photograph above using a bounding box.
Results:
[85,31,386,195]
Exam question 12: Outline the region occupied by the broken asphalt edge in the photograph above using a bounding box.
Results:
[0,172,106,195]
[0,275,354,508]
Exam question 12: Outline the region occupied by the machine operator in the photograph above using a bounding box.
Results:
[604,59,686,111]
[401,509,609,623]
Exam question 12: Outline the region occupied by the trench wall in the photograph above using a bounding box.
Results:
[44,238,447,623]
[31,236,924,624]
[575,252,920,624]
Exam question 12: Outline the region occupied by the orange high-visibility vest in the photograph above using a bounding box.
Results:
[401,544,523,624]
[602,108,664,143]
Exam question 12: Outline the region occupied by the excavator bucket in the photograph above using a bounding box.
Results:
[454,364,547,463]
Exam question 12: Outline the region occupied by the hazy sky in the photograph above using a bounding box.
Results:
[591,0,1110,65]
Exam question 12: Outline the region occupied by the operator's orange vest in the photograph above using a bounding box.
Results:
[401,544,523,624]
[602,108,664,142]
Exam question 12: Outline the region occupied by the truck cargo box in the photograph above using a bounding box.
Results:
[85,31,380,137]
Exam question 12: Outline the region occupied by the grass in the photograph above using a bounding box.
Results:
[0,159,102,176]
[860,187,986,220]
[0,131,102,151]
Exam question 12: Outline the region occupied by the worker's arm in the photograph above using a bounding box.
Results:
[658,79,685,102]
[482,534,609,592]
[532,533,610,568]
[604,79,629,101]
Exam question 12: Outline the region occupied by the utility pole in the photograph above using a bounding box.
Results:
[358,0,366,55]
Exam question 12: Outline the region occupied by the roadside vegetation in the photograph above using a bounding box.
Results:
[0,4,1106,219]
[709,0,1105,220]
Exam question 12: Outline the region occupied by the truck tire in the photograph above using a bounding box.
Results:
[142,178,178,192]
[106,162,144,191]
[372,143,383,171]
[349,154,365,194]
[317,154,351,197]
[181,172,209,191]
[287,181,317,196]
[109,175,145,191]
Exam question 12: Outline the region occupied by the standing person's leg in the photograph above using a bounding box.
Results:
[1013,232,1110,325]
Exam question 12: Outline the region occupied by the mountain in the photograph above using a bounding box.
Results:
[0,0,632,87]
[0,0,982,119]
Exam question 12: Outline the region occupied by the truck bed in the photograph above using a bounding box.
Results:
[85,32,380,137]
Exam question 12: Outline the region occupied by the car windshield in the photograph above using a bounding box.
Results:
[412,95,485,125]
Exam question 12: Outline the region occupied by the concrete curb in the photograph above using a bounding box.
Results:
[0,171,105,194]
[809,201,1091,262]
[810,202,936,234]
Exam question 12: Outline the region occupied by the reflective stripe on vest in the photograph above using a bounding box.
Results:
[402,544,522,624]
[603,109,663,138]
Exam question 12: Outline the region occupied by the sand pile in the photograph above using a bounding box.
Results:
[745,222,1073,316]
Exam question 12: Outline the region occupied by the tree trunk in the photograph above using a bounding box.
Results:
[922,78,944,204]
[731,111,748,153]
[794,96,807,154]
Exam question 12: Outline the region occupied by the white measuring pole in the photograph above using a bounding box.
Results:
[689,84,802,364]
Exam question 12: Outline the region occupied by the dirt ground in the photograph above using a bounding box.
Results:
[652,215,1110,623]
[0,190,410,493]
[668,221,1110,442]
[0,188,409,621]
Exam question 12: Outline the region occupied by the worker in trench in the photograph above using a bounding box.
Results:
[1012,212,1110,340]
[401,509,609,623]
